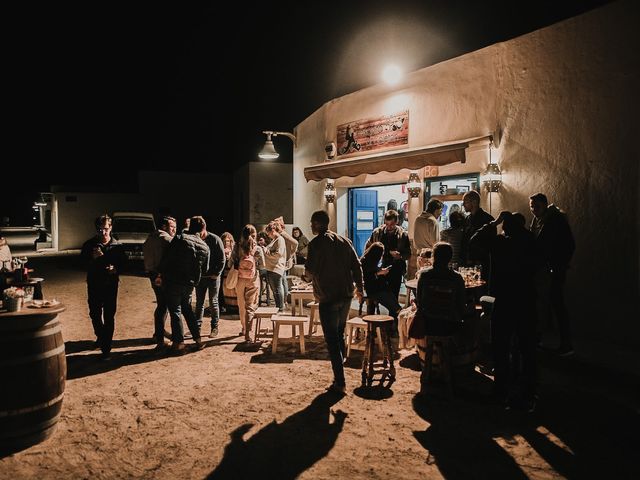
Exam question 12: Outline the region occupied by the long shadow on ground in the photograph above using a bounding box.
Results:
[208,390,346,479]
[412,352,640,479]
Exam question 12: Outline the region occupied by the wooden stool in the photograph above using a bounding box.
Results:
[306,301,320,336]
[361,315,396,386]
[422,335,455,396]
[271,315,309,354]
[345,317,383,358]
[253,306,279,342]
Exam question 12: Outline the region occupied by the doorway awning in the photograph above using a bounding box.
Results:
[303,135,491,182]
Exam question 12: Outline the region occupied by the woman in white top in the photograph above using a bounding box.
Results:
[263,222,286,311]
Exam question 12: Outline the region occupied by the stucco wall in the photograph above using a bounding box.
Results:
[293,0,639,347]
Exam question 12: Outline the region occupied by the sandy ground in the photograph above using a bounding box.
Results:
[1,256,639,480]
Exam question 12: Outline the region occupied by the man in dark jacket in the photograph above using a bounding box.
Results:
[158,216,210,353]
[460,190,494,278]
[471,211,538,411]
[305,210,364,394]
[81,214,127,359]
[365,209,410,301]
[529,193,576,356]
[192,216,225,338]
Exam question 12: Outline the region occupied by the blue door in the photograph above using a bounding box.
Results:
[349,189,378,257]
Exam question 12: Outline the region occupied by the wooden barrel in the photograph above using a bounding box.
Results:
[416,312,480,375]
[222,283,238,307]
[0,305,66,454]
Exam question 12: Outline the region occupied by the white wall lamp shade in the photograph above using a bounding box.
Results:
[258,130,297,160]
[258,133,279,160]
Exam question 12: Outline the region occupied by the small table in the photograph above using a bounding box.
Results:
[253,306,279,342]
[290,288,315,316]
[405,277,487,306]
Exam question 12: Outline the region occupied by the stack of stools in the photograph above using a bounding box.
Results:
[306,301,320,336]
[361,314,396,386]
[253,306,279,342]
[345,317,383,358]
[422,335,455,396]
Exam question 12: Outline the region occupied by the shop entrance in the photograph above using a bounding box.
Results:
[348,183,407,257]
[424,174,480,230]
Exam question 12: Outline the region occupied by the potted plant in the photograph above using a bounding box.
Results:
[3,286,25,312]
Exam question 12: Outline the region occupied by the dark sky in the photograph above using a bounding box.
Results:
[4,0,614,207]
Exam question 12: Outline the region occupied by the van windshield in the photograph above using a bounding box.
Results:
[112,218,155,234]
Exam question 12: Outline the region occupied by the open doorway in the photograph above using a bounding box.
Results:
[348,183,407,257]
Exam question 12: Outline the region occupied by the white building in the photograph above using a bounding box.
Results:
[292,1,638,353]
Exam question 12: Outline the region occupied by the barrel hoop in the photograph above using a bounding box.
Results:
[0,324,62,342]
[0,392,65,418]
[0,415,60,439]
[0,344,65,367]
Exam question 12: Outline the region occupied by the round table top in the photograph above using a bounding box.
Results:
[405,278,486,290]
[6,277,45,287]
[0,302,65,318]
[362,314,394,323]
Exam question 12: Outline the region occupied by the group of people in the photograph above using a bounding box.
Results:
[81,190,574,409]
[81,213,313,358]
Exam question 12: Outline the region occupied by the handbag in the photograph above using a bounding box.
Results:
[224,264,239,290]
[407,308,427,339]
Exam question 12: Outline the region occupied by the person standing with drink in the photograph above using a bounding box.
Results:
[81,214,126,359]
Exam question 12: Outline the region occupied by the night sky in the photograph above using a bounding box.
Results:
[3,0,614,221]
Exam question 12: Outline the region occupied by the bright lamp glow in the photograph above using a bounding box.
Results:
[382,65,402,86]
[258,130,296,160]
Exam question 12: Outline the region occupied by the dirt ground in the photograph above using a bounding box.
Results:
[1,256,638,480]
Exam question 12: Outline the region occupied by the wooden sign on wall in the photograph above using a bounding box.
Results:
[336,111,409,157]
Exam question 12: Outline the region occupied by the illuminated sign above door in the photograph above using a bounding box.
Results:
[337,111,409,157]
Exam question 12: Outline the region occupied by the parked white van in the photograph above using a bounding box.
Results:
[111,212,156,261]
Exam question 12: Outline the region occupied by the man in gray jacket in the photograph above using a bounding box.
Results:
[143,216,177,348]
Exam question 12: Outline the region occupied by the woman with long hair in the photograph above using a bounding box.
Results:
[291,226,309,264]
[231,225,264,342]
[220,231,236,313]
[360,241,402,326]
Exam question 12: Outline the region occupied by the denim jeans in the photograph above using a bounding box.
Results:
[150,278,168,342]
[194,276,220,330]
[165,282,200,343]
[265,271,284,311]
[319,298,352,387]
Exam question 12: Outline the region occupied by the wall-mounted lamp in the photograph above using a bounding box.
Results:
[324,180,336,203]
[481,141,502,193]
[406,172,422,198]
[258,130,297,160]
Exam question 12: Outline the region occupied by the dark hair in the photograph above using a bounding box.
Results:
[449,211,465,229]
[310,210,330,227]
[238,224,257,256]
[161,216,176,228]
[433,241,453,266]
[291,227,302,238]
[426,199,443,214]
[95,214,112,229]
[188,215,206,234]
[361,241,384,269]
[384,210,399,222]
[462,190,480,204]
[529,192,548,205]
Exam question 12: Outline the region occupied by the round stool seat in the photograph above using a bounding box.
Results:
[362,314,393,323]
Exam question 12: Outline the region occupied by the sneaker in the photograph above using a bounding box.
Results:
[194,338,205,350]
[171,342,186,354]
[209,326,219,338]
[557,346,574,357]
